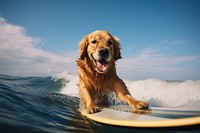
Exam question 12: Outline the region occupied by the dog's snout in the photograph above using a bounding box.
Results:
[99,48,109,57]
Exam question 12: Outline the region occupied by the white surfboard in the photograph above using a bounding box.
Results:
[81,105,200,127]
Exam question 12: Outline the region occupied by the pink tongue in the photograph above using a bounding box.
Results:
[97,60,108,72]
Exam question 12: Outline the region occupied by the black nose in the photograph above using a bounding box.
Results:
[99,48,109,58]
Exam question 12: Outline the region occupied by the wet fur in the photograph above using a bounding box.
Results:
[77,30,149,113]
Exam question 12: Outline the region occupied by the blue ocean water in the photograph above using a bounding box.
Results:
[0,74,200,133]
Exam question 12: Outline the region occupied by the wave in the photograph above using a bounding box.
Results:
[54,72,200,109]
[1,73,199,132]
[0,74,92,133]
[53,72,79,97]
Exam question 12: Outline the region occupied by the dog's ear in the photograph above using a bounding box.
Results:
[113,36,122,61]
[79,36,88,60]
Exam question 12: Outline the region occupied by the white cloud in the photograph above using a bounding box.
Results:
[117,48,200,80]
[0,17,77,76]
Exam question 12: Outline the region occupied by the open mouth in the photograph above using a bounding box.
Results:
[95,59,109,73]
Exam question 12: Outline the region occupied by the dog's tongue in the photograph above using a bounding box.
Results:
[97,59,108,72]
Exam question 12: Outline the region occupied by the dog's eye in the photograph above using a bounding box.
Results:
[91,40,97,44]
[107,40,112,45]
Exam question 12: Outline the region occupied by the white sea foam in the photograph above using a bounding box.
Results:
[55,72,200,109]
[124,79,200,109]
[53,71,79,97]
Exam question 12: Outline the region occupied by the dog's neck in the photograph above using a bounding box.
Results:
[77,57,119,93]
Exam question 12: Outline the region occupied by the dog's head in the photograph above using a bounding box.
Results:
[79,30,121,73]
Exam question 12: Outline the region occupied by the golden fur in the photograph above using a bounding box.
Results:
[77,30,149,113]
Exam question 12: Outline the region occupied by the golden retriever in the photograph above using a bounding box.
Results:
[77,30,149,113]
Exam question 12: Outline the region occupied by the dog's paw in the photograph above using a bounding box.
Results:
[87,105,100,114]
[131,101,149,110]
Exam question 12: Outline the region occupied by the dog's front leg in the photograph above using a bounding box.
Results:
[113,78,149,110]
[79,86,100,114]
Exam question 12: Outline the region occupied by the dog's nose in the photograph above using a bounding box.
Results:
[99,48,109,57]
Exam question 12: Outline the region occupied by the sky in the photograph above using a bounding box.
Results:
[0,0,200,80]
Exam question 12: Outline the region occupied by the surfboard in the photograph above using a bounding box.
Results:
[81,105,200,127]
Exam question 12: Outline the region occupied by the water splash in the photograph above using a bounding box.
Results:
[55,72,200,109]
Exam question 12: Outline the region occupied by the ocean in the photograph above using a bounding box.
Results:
[0,72,200,133]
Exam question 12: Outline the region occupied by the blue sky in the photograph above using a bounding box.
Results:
[0,0,200,80]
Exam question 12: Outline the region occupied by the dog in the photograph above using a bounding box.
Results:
[77,30,149,114]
